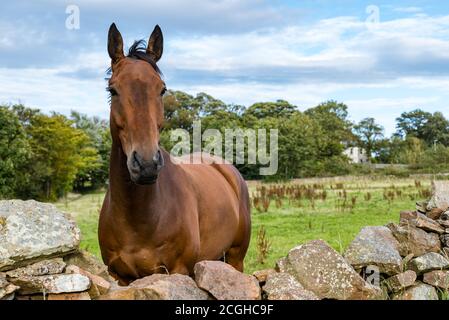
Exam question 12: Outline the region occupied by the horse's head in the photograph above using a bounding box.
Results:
[107,23,165,185]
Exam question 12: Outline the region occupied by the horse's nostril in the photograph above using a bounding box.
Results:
[132,150,163,172]
[153,149,164,169]
[132,151,141,168]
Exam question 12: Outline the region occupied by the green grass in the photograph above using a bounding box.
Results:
[55,176,431,274]
[55,191,104,258]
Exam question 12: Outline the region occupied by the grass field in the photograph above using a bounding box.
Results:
[55,176,432,274]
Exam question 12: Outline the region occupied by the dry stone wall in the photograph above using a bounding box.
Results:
[2,181,449,300]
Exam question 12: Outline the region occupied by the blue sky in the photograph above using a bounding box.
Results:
[1,1,449,135]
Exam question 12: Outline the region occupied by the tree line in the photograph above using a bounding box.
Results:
[1,91,448,201]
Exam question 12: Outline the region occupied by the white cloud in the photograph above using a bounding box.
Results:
[164,13,449,80]
[0,67,109,117]
[1,6,449,138]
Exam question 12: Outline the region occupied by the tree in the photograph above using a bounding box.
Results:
[163,90,199,131]
[353,117,384,160]
[70,111,111,191]
[20,111,98,200]
[0,106,31,198]
[396,109,431,139]
[244,100,297,119]
[398,137,425,166]
[422,112,449,146]
[305,101,356,158]
[396,109,449,146]
[276,113,324,178]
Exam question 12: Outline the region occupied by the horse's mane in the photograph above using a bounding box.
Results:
[106,39,162,77]
[127,39,162,75]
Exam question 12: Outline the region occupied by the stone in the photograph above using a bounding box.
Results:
[275,257,292,273]
[384,271,417,292]
[344,226,402,275]
[10,273,91,295]
[0,274,19,299]
[284,240,382,300]
[387,223,441,257]
[423,270,449,289]
[14,295,45,300]
[263,273,319,300]
[443,247,449,257]
[427,181,449,211]
[15,292,91,300]
[441,211,449,221]
[66,265,111,299]
[194,261,261,300]
[427,208,444,220]
[402,253,415,269]
[401,212,445,234]
[441,234,449,246]
[438,220,449,228]
[415,213,445,234]
[252,269,276,284]
[5,258,66,278]
[416,203,427,214]
[0,200,80,271]
[63,250,110,280]
[409,252,449,274]
[392,283,438,300]
[99,274,209,300]
[400,211,418,224]
[47,292,91,300]
[1,293,15,300]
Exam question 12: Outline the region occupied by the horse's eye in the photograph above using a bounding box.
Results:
[161,87,167,96]
[107,87,118,96]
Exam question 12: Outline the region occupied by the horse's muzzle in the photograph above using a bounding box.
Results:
[128,149,164,185]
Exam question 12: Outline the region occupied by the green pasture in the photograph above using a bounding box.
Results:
[55,176,431,274]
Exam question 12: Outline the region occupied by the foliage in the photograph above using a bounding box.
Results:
[0,106,31,198]
[3,90,449,200]
[353,117,384,160]
[70,111,111,191]
[0,105,101,201]
[305,101,356,161]
[244,100,296,119]
[396,109,449,146]
[24,112,97,200]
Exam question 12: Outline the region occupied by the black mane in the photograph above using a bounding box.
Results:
[127,39,162,75]
[106,39,162,78]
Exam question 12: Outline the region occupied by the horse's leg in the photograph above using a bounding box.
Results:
[170,255,198,276]
[108,269,132,286]
[223,246,245,272]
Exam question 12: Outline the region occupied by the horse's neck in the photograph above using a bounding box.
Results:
[108,141,160,221]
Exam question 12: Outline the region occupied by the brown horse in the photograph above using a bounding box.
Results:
[99,23,251,285]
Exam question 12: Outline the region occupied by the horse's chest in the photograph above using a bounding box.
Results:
[107,247,168,280]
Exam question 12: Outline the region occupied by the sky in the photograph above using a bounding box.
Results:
[1,1,449,136]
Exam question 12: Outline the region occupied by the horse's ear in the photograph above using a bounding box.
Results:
[147,25,163,62]
[108,23,124,64]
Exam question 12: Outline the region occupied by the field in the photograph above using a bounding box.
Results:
[55,176,433,274]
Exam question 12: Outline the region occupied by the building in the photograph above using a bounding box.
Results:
[343,147,369,164]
